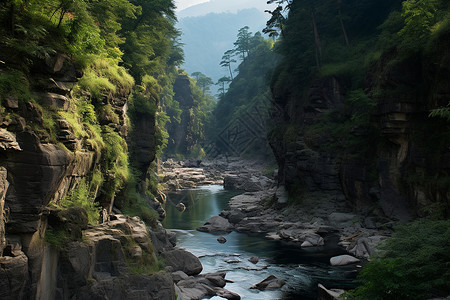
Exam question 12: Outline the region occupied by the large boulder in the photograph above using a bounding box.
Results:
[161,249,203,276]
[0,252,29,300]
[318,283,345,300]
[197,216,233,234]
[330,255,360,266]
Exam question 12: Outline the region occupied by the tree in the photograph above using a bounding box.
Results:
[215,76,231,98]
[263,0,292,38]
[220,50,236,80]
[192,72,213,93]
[234,26,252,60]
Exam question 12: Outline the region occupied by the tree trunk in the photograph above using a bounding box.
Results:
[310,10,322,69]
[339,10,350,46]
[228,64,234,80]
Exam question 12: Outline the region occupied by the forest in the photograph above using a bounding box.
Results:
[0,0,449,299]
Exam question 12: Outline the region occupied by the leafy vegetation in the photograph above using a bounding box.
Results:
[345,219,450,299]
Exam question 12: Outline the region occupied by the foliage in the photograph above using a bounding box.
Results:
[0,69,31,102]
[44,228,71,250]
[60,176,102,225]
[345,218,450,299]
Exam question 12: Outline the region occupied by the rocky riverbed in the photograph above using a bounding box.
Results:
[159,157,394,299]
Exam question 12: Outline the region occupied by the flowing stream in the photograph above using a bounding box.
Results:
[162,185,357,299]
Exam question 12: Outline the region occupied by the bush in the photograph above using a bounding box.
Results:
[345,218,450,299]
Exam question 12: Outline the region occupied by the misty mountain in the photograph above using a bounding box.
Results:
[177,0,275,18]
[178,8,270,95]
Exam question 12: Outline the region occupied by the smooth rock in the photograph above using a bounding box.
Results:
[248,256,259,264]
[250,275,285,290]
[197,216,233,234]
[217,236,227,244]
[318,283,345,300]
[330,255,360,266]
[161,249,203,276]
[176,203,186,212]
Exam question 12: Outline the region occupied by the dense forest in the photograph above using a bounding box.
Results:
[0,0,449,299]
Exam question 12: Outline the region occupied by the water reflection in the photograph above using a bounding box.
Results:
[163,185,357,299]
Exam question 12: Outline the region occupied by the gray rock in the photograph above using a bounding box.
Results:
[0,252,29,300]
[217,236,227,244]
[161,249,203,276]
[171,271,189,283]
[197,216,233,234]
[328,213,357,228]
[317,283,345,300]
[330,255,360,266]
[176,203,186,212]
[248,256,259,264]
[250,275,285,290]
[216,288,241,299]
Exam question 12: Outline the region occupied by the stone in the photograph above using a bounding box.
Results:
[0,167,8,255]
[227,210,245,224]
[217,236,227,244]
[205,274,226,288]
[330,255,360,266]
[317,283,345,300]
[171,270,189,283]
[328,213,357,228]
[276,185,288,204]
[176,202,186,212]
[250,275,285,290]
[216,288,241,300]
[38,92,70,111]
[0,252,29,300]
[0,129,22,151]
[197,216,234,234]
[161,249,203,276]
[3,95,19,109]
[248,256,259,264]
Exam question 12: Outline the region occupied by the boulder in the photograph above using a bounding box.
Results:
[318,283,345,300]
[161,249,203,276]
[250,275,285,290]
[0,252,29,300]
[171,271,189,283]
[216,288,241,300]
[217,236,227,244]
[176,203,186,212]
[330,255,360,266]
[248,256,259,264]
[328,213,357,228]
[197,216,233,234]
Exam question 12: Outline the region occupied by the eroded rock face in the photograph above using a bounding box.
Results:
[0,167,8,255]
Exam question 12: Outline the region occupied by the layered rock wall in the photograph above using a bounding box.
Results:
[269,40,450,220]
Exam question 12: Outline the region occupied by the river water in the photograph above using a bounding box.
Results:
[162,185,357,299]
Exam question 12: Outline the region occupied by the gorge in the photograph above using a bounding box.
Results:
[1,0,450,299]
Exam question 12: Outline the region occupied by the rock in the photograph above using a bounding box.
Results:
[248,256,259,264]
[223,175,262,192]
[217,236,227,244]
[176,202,186,212]
[275,185,288,204]
[227,209,245,224]
[197,216,233,234]
[328,213,357,228]
[317,283,345,300]
[0,129,22,151]
[3,95,19,109]
[0,252,29,300]
[330,255,360,266]
[205,274,226,288]
[250,275,285,290]
[38,92,70,111]
[171,271,189,283]
[347,235,386,259]
[0,167,8,255]
[216,288,241,300]
[161,249,203,276]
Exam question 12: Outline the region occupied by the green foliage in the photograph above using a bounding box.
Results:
[44,228,71,250]
[345,218,450,299]
[60,177,101,225]
[0,69,31,102]
[429,102,450,121]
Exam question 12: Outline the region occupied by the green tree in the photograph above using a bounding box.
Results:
[215,76,231,98]
[234,26,252,60]
[220,49,236,80]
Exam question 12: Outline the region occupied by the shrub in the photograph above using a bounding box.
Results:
[345,218,450,299]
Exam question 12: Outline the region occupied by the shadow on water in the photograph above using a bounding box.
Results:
[163,185,357,300]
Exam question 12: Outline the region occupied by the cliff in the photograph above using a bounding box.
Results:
[269,21,450,221]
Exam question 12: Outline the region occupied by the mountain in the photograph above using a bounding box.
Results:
[177,0,276,18]
[178,8,269,95]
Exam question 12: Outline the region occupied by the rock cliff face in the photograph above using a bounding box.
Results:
[167,74,195,155]
[0,53,145,298]
[269,38,450,221]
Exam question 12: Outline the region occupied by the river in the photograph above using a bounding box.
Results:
[162,185,357,299]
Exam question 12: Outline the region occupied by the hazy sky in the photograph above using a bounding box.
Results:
[175,0,209,12]
[175,0,275,16]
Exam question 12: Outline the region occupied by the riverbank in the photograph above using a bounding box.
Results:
[159,157,394,299]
